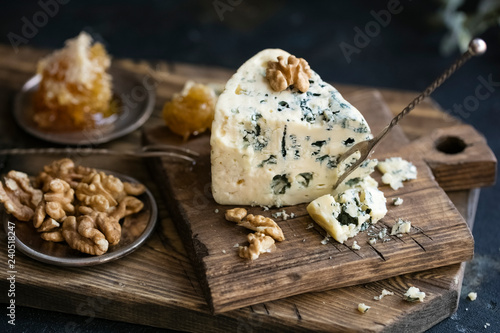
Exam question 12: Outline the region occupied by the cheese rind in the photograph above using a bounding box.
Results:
[306,176,387,243]
[211,49,372,206]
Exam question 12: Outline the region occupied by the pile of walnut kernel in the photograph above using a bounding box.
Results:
[0,158,146,255]
[225,208,285,260]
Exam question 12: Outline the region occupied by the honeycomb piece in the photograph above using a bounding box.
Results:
[33,32,116,131]
[162,81,216,141]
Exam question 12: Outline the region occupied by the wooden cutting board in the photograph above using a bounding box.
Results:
[143,88,492,313]
[0,44,495,332]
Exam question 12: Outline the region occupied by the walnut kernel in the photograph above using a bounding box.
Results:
[266,55,312,93]
[225,208,248,223]
[239,232,276,260]
[239,214,285,241]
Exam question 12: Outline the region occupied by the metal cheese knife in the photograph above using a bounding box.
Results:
[333,38,487,190]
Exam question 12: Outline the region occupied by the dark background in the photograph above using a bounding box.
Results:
[1,0,499,332]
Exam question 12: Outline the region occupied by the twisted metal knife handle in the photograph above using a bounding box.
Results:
[373,38,487,146]
[333,38,487,190]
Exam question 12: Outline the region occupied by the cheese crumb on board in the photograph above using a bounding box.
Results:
[374,289,394,301]
[357,303,370,313]
[351,241,361,250]
[404,286,426,302]
[321,235,330,245]
[467,292,477,301]
[307,176,387,243]
[393,197,403,206]
[377,157,417,190]
[211,48,374,207]
[391,219,411,236]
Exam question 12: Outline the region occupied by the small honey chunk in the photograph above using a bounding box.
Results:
[162,81,216,141]
[33,32,115,131]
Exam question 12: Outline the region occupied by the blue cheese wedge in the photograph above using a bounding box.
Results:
[377,157,417,190]
[211,49,372,206]
[306,176,387,243]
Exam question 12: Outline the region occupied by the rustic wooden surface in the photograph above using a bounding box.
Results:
[145,89,476,313]
[0,44,485,332]
[408,124,497,191]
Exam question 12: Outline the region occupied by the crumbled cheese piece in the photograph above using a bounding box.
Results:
[468,292,477,301]
[281,209,289,220]
[377,157,417,190]
[222,250,226,254]
[378,228,387,239]
[357,303,370,313]
[290,212,295,218]
[404,286,426,302]
[233,243,239,248]
[393,197,403,206]
[391,219,411,236]
[214,209,219,213]
[368,238,377,245]
[374,289,394,301]
[351,241,361,250]
[262,206,270,211]
[484,323,490,328]
[306,223,314,229]
[307,176,387,243]
[272,211,282,219]
[321,235,330,245]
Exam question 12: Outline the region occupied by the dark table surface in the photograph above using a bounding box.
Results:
[1,1,499,332]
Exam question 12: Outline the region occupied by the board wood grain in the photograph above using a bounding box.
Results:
[0,44,489,332]
[144,89,476,313]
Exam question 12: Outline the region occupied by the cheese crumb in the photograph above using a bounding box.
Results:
[357,303,370,313]
[222,250,226,254]
[378,228,387,239]
[467,292,477,301]
[351,241,361,250]
[368,238,377,245]
[306,223,314,229]
[393,197,403,206]
[377,157,417,190]
[374,289,394,301]
[484,323,490,328]
[391,219,411,236]
[215,209,219,213]
[404,286,426,302]
[321,235,330,245]
[272,211,282,219]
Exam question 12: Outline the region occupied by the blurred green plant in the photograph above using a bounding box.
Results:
[437,0,500,55]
